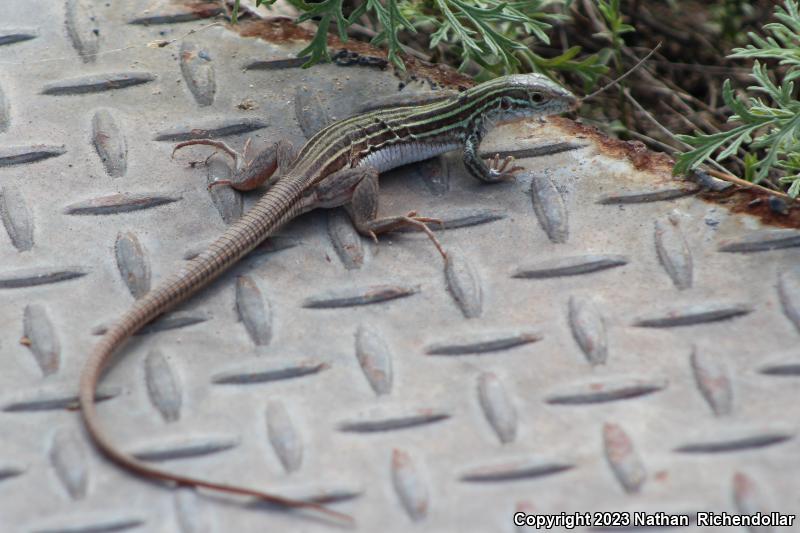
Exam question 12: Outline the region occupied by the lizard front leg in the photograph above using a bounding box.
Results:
[308,165,447,258]
[173,139,297,191]
[463,132,524,183]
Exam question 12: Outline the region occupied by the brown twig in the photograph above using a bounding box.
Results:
[584,44,662,100]
[706,169,797,202]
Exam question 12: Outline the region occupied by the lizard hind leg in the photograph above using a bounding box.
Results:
[174,138,297,192]
[310,165,447,259]
[221,139,298,192]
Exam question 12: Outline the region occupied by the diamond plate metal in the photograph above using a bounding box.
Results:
[1,2,798,532]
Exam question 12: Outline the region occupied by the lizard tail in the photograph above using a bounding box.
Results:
[79,180,351,523]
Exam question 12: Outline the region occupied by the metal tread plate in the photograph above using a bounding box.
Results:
[0,2,798,532]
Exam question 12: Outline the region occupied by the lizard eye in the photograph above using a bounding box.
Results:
[500,97,512,110]
[531,92,544,103]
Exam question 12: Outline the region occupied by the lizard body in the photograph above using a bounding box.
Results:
[79,73,577,520]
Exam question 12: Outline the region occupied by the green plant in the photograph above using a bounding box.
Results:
[420,1,555,71]
[709,0,752,43]
[249,0,417,69]
[231,0,606,85]
[595,0,634,70]
[674,0,800,197]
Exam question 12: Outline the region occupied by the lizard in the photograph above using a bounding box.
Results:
[79,73,578,521]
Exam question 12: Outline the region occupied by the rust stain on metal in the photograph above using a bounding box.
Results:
[553,117,800,229]
[551,117,674,176]
[182,1,225,19]
[704,189,800,229]
[235,18,314,44]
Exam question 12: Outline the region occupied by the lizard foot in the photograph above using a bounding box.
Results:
[172,139,242,168]
[398,212,447,259]
[487,154,524,181]
[206,179,234,191]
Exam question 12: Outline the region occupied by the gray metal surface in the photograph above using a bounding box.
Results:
[1,2,799,532]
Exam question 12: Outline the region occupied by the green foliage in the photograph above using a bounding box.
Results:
[359,0,417,69]
[595,0,634,69]
[233,0,414,67]
[674,0,800,197]
[524,45,606,89]
[730,0,800,72]
[708,0,753,43]
[231,0,606,85]
[420,0,558,72]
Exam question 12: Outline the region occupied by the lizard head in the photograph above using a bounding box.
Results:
[470,73,578,126]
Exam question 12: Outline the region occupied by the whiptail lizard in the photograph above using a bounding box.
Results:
[79,73,577,522]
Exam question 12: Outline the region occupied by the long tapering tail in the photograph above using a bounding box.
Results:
[79,179,351,523]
